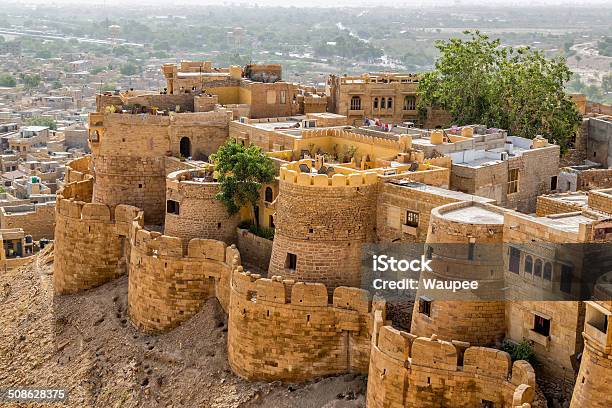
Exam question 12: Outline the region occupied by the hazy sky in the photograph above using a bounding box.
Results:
[5,0,612,6]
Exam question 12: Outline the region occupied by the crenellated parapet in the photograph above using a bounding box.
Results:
[367,311,537,408]
[53,176,141,294]
[227,268,385,381]
[64,155,93,183]
[127,216,241,332]
[299,128,404,151]
[279,164,378,187]
[269,162,379,292]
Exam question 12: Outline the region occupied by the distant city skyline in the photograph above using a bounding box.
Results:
[4,0,612,7]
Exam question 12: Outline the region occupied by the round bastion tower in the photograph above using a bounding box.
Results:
[268,162,378,293]
[164,167,240,243]
[411,201,507,346]
[570,277,612,408]
[88,112,171,225]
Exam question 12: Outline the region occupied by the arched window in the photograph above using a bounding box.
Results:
[350,96,361,111]
[524,255,533,274]
[380,97,386,109]
[264,187,273,203]
[543,262,552,281]
[179,136,191,158]
[534,259,542,277]
[404,96,416,110]
[387,97,393,109]
[373,97,378,110]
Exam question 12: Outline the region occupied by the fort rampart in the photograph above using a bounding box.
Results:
[127,216,240,332]
[411,201,507,346]
[268,166,378,291]
[367,311,536,408]
[227,269,384,381]
[164,168,239,243]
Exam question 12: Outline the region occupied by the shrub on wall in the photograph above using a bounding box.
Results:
[502,339,536,365]
[238,220,274,241]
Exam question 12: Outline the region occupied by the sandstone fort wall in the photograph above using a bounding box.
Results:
[164,169,239,243]
[411,201,507,346]
[367,312,536,408]
[90,111,231,224]
[127,218,240,332]
[227,269,382,381]
[268,168,378,292]
[53,184,141,294]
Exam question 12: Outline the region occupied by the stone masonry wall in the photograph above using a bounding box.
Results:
[577,169,612,192]
[535,194,586,217]
[227,269,383,381]
[367,312,536,408]
[127,218,240,332]
[268,168,378,292]
[570,301,612,408]
[53,183,141,294]
[236,228,273,271]
[164,169,239,243]
[0,203,55,240]
[90,111,231,225]
[411,201,507,346]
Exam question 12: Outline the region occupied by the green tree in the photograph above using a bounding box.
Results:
[603,73,612,94]
[211,141,276,223]
[120,62,140,76]
[25,116,57,130]
[22,74,42,89]
[418,31,581,151]
[0,74,16,87]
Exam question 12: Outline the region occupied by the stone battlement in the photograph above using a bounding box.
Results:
[279,165,378,187]
[93,110,233,128]
[227,268,383,381]
[64,156,92,183]
[367,311,536,408]
[54,176,142,294]
[300,128,402,149]
[232,269,371,311]
[128,218,240,332]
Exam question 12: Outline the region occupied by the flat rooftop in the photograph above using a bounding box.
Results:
[537,213,595,234]
[442,205,504,224]
[544,192,589,208]
[389,180,494,203]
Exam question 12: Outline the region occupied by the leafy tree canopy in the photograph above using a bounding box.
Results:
[211,141,275,217]
[0,73,16,87]
[22,73,42,89]
[120,62,141,76]
[26,116,57,130]
[418,31,581,151]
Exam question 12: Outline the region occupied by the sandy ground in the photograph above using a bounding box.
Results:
[0,248,366,408]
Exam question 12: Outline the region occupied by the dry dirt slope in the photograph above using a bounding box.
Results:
[0,248,366,408]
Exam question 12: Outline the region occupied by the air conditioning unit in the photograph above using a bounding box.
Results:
[302,119,316,128]
[500,152,508,161]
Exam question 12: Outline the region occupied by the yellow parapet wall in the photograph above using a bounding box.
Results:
[367,311,536,408]
[127,217,240,332]
[227,269,385,381]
